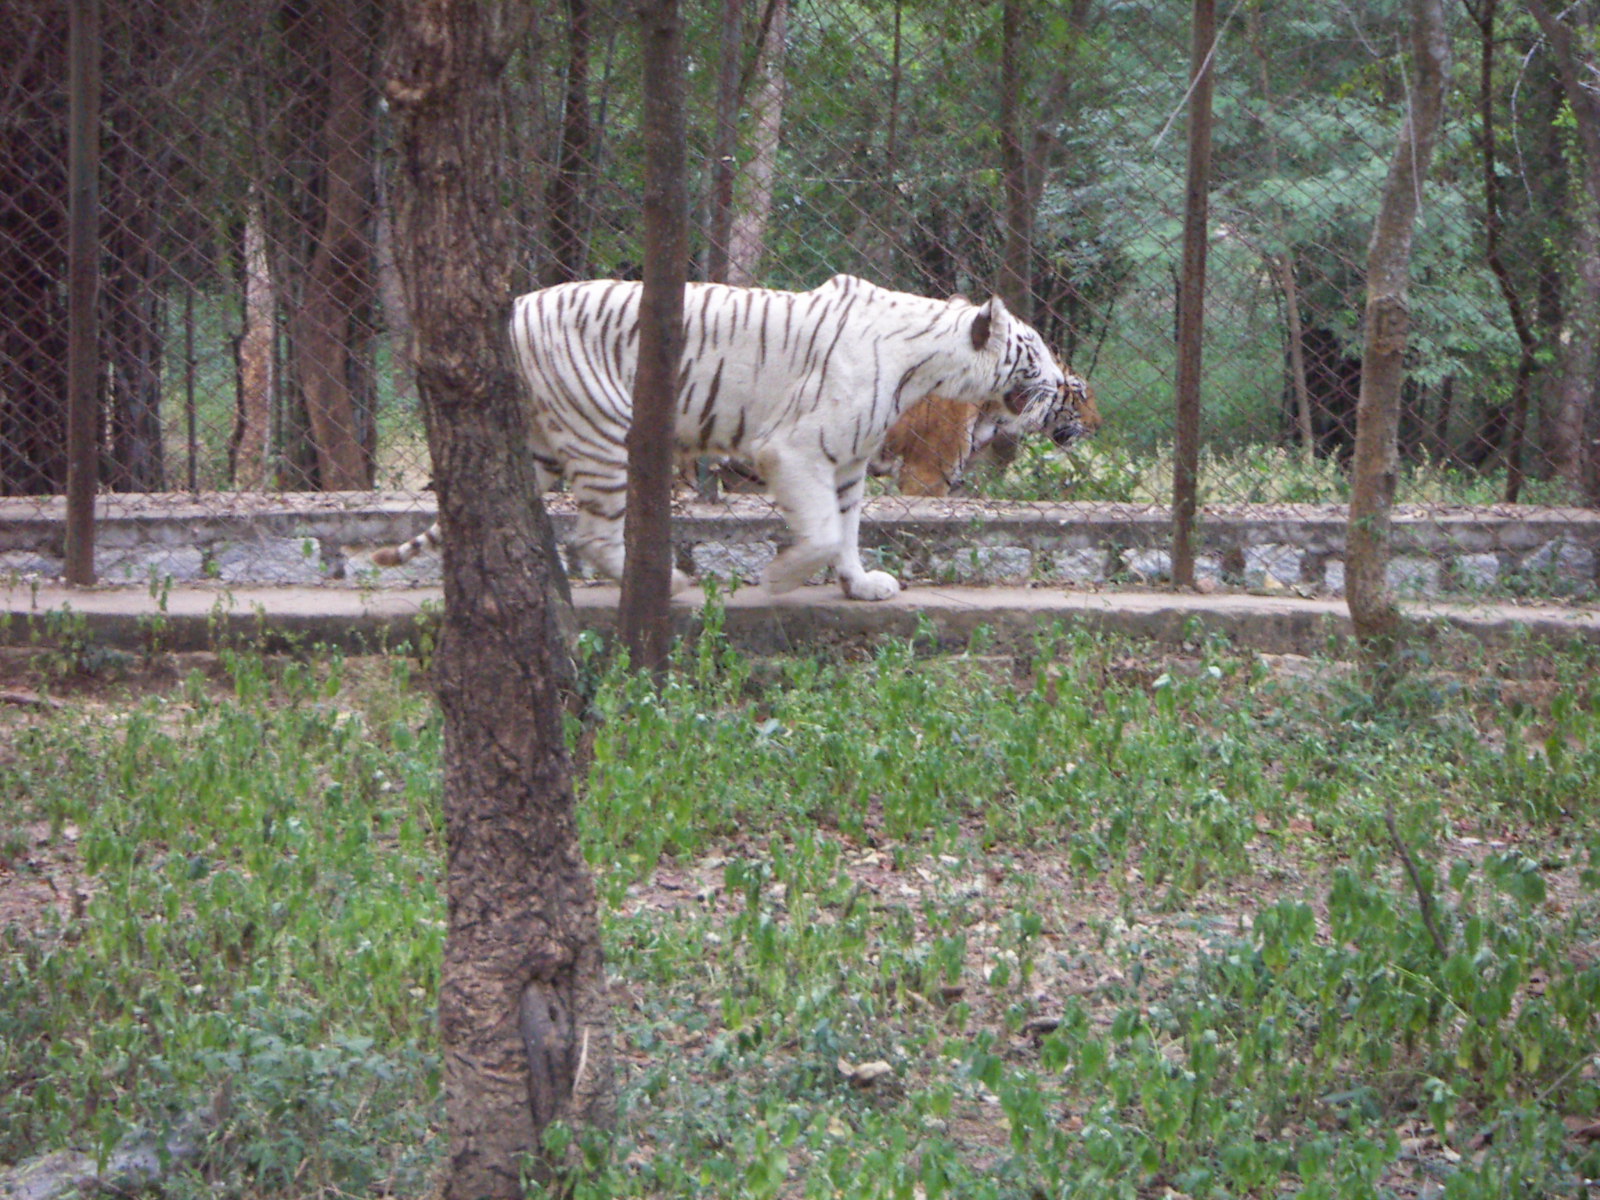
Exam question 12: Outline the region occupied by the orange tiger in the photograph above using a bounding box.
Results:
[875,373,1100,496]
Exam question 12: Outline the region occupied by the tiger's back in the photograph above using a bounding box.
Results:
[512,275,951,481]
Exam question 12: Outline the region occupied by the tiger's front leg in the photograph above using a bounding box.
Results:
[834,470,900,601]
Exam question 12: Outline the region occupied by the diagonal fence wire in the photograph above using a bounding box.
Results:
[0,0,1594,600]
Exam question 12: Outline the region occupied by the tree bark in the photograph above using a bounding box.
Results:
[1527,0,1600,500]
[232,198,276,490]
[989,0,1095,472]
[998,0,1030,318]
[542,0,594,287]
[385,3,614,1196]
[621,0,688,673]
[1549,214,1600,498]
[726,0,785,286]
[65,0,98,585]
[705,0,743,283]
[100,0,166,494]
[0,2,70,497]
[1276,255,1315,459]
[1465,0,1539,501]
[1347,0,1449,689]
[289,0,377,492]
[1244,3,1314,461]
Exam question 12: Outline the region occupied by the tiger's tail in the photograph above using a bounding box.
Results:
[371,523,440,567]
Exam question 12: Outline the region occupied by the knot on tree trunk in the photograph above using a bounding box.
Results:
[519,980,578,1129]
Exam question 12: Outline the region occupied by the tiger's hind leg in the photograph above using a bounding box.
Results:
[568,461,693,594]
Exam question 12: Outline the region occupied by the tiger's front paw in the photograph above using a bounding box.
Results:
[841,570,901,601]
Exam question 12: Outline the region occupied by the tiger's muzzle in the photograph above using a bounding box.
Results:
[1046,375,1101,448]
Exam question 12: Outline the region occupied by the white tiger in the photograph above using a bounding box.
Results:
[373,274,1091,600]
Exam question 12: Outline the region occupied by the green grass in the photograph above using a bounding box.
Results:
[3,621,1600,1198]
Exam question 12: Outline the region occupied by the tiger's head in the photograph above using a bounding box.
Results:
[969,298,1100,448]
[1036,373,1102,449]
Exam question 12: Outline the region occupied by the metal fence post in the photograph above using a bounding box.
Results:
[1172,0,1215,589]
[65,0,100,585]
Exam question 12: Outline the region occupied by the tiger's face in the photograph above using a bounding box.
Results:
[984,315,1068,425]
[968,298,1099,449]
[1037,373,1102,449]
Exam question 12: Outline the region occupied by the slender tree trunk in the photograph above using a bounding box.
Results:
[233,199,276,489]
[1245,4,1314,461]
[542,0,593,286]
[1550,215,1600,497]
[1172,0,1215,589]
[998,0,1030,318]
[989,0,1094,471]
[100,0,165,493]
[288,0,377,491]
[726,0,785,286]
[1347,0,1449,689]
[65,0,98,585]
[705,0,743,283]
[869,0,904,282]
[1276,255,1315,458]
[1465,0,1539,501]
[621,0,687,673]
[373,172,418,414]
[385,3,614,1196]
[1431,374,1454,462]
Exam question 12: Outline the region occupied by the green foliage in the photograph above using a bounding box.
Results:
[972,435,1591,510]
[3,630,1599,1198]
[0,652,443,1188]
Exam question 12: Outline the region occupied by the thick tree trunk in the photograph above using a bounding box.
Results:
[1527,0,1600,500]
[726,0,785,286]
[0,2,70,497]
[620,0,688,674]
[1347,0,1449,687]
[385,3,614,1197]
[1527,0,1600,212]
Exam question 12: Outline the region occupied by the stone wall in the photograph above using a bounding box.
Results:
[1,493,1596,599]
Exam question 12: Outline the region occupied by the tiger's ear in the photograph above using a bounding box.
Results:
[970,296,1009,351]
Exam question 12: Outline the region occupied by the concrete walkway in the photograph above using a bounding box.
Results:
[2,579,1596,658]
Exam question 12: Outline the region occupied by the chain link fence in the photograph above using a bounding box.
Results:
[3,1,1597,597]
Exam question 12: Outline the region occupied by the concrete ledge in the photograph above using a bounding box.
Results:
[3,492,1598,599]
[4,581,1597,661]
